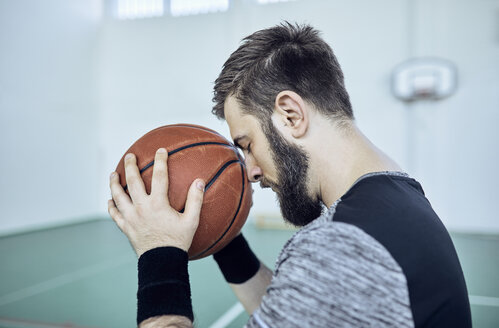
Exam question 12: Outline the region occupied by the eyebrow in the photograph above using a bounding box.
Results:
[233,135,247,149]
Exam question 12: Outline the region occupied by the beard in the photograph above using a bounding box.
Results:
[261,120,323,227]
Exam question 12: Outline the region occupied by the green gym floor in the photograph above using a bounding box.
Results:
[0,219,498,328]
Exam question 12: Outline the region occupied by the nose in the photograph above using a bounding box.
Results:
[245,157,262,183]
[248,166,263,183]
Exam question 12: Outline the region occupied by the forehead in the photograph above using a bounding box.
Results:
[224,96,260,141]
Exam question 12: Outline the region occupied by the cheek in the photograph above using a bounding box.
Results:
[258,154,278,180]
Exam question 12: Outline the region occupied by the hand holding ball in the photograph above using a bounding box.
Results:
[113,124,252,260]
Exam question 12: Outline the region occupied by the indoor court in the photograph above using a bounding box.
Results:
[1,219,498,327]
[1,0,498,327]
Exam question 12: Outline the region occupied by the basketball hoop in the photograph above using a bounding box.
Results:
[391,58,458,102]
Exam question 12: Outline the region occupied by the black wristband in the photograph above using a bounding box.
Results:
[213,234,260,284]
[137,247,193,325]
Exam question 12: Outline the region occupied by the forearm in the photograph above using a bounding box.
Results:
[139,315,192,328]
[229,261,273,314]
[214,234,271,314]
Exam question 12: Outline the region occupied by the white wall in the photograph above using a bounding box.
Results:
[1,0,497,234]
[98,0,411,219]
[97,11,235,201]
[98,0,499,233]
[405,0,499,232]
[0,0,102,234]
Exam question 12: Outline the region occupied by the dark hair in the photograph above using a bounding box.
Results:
[212,22,353,122]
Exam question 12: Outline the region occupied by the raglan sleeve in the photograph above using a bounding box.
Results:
[243,222,414,328]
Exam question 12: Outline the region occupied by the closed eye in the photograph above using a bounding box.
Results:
[233,136,251,156]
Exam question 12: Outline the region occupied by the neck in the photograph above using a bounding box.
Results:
[309,122,402,208]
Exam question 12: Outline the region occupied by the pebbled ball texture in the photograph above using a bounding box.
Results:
[115,124,252,260]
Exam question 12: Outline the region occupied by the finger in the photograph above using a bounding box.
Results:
[151,148,169,201]
[110,171,132,211]
[124,153,147,203]
[108,199,126,232]
[183,179,205,224]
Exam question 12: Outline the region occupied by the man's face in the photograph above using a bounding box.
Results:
[224,96,322,227]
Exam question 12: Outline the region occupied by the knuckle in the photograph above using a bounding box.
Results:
[127,176,141,189]
[135,203,147,216]
[126,175,136,185]
[154,169,166,179]
[112,197,120,207]
[108,207,117,218]
[124,158,137,172]
[115,212,124,222]
[152,162,164,177]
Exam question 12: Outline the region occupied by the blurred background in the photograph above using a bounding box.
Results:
[0,0,498,327]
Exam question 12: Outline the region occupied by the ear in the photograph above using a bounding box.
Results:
[273,91,309,138]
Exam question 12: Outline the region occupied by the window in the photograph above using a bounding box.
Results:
[170,0,229,17]
[117,0,164,20]
[257,0,293,4]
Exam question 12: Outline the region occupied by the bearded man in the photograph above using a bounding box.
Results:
[108,22,472,328]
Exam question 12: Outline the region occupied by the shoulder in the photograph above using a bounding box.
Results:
[275,217,405,284]
[251,218,413,328]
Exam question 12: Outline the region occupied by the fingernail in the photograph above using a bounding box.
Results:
[110,172,116,179]
[196,180,205,191]
[157,148,167,153]
[125,153,133,160]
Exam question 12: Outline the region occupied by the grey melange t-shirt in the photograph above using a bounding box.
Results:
[245,172,471,328]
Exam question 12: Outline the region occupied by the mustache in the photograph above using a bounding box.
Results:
[260,179,276,190]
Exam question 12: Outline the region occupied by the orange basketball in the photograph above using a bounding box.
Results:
[115,124,252,260]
